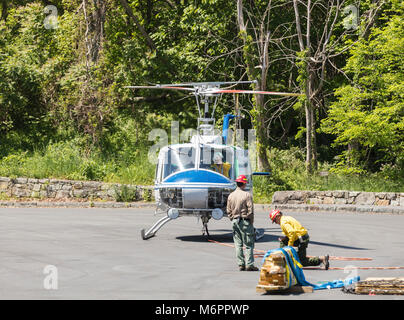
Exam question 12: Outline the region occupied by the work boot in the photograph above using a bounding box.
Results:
[239,265,246,271]
[246,265,259,271]
[322,255,329,270]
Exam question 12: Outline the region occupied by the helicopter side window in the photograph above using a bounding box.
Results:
[199,146,212,170]
[200,146,233,179]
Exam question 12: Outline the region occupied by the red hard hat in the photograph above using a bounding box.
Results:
[235,174,248,183]
[269,209,281,223]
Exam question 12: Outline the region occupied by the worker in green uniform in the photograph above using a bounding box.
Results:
[226,175,258,271]
[269,209,329,269]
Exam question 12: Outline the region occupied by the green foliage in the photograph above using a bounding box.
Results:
[0,139,95,180]
[0,136,155,185]
[0,2,80,152]
[113,184,137,202]
[321,5,404,173]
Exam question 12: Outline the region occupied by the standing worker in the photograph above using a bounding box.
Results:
[226,174,258,271]
[269,209,329,270]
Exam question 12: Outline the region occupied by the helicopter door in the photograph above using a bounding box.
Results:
[156,146,172,184]
[235,148,252,189]
[155,154,164,184]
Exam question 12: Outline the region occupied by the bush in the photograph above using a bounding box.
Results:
[113,184,137,202]
[0,137,155,185]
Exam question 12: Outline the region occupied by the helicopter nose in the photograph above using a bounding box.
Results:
[163,169,231,184]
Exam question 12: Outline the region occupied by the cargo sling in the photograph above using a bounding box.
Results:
[262,246,360,290]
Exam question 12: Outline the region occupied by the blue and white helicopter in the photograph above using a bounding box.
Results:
[126,81,302,240]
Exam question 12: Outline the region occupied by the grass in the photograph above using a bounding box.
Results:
[252,171,404,203]
[0,139,155,185]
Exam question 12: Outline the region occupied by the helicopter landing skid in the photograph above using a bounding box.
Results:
[201,215,210,238]
[202,222,210,238]
[141,215,172,240]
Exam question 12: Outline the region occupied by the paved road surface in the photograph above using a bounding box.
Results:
[1,207,404,300]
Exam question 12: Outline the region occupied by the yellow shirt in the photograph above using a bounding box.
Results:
[211,162,231,178]
[280,216,308,246]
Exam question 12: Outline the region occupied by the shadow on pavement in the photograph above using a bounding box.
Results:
[177,230,370,251]
[308,240,369,251]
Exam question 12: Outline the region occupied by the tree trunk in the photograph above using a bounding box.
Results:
[82,0,106,65]
[237,0,271,172]
[255,92,271,172]
[311,106,318,170]
[305,101,313,173]
[1,0,7,21]
[119,0,156,51]
[306,61,317,173]
[294,0,317,173]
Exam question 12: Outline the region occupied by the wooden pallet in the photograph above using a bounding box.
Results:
[257,284,313,294]
[355,277,404,295]
[257,250,301,293]
[257,253,288,289]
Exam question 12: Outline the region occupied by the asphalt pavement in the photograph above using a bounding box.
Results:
[1,207,404,300]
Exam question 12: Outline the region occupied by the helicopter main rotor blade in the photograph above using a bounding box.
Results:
[160,80,257,87]
[125,80,257,90]
[124,83,303,96]
[125,85,196,91]
[211,89,304,97]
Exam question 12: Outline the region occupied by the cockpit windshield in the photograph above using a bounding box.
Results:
[161,146,196,179]
[156,144,251,183]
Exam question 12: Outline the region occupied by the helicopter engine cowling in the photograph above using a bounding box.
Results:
[159,187,183,208]
[208,187,231,208]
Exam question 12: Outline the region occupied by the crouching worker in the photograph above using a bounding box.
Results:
[227,175,258,271]
[269,209,329,270]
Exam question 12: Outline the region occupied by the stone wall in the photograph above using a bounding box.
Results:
[272,190,404,207]
[2,176,403,209]
[0,177,153,202]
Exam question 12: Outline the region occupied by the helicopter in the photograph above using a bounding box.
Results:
[125,81,302,240]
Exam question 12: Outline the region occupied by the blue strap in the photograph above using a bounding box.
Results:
[262,246,360,290]
[279,247,316,288]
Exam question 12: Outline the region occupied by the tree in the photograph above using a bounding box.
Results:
[118,0,156,51]
[235,0,370,172]
[321,1,404,174]
[286,0,387,172]
[236,0,273,172]
[1,0,7,20]
[0,3,57,143]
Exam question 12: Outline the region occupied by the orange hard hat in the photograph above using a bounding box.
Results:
[269,209,281,223]
[235,174,248,183]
